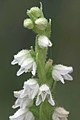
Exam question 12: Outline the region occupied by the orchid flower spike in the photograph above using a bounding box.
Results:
[10,3,73,120]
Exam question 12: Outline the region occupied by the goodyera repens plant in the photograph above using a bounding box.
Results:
[9,3,73,120]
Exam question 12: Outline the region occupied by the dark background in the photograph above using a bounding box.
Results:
[0,0,80,120]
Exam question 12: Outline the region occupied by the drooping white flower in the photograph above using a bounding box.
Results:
[20,79,39,100]
[38,35,52,48]
[36,84,55,106]
[12,90,33,109]
[52,107,69,120]
[9,108,35,120]
[11,49,37,76]
[52,64,73,84]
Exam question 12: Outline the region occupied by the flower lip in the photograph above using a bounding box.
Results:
[36,84,55,106]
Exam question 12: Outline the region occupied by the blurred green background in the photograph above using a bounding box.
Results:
[0,0,80,120]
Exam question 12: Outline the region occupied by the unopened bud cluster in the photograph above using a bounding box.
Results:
[23,3,51,37]
[9,3,73,120]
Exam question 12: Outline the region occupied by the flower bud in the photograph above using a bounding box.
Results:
[45,59,53,70]
[27,7,41,18]
[35,18,48,30]
[38,35,52,48]
[52,107,69,120]
[23,19,34,29]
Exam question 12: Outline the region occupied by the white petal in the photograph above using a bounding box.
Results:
[38,35,52,48]
[63,74,73,81]
[14,50,29,59]
[36,95,42,106]
[48,94,55,106]
[32,62,37,76]
[24,68,28,73]
[53,64,73,75]
[12,99,20,109]
[25,111,35,120]
[14,90,23,98]
[52,113,60,120]
[52,70,65,84]
[40,84,49,91]
[20,79,39,99]
[20,90,28,98]
[20,98,33,108]
[18,56,27,66]
[48,40,52,47]
[17,68,24,76]
[24,79,38,87]
[31,87,39,99]
[9,108,28,120]
[21,58,33,68]
[55,107,69,117]
[11,59,18,65]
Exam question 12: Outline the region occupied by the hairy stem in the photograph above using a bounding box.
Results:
[35,35,47,84]
[35,36,54,120]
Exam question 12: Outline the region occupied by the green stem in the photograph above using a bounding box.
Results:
[53,81,57,92]
[35,35,47,84]
[35,36,54,120]
[52,81,57,97]
[39,100,54,120]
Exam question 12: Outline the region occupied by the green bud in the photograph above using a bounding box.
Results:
[45,59,53,70]
[23,19,34,29]
[27,7,41,18]
[35,18,48,30]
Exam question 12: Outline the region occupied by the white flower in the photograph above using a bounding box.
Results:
[11,49,37,76]
[38,35,52,48]
[12,90,33,109]
[9,108,35,120]
[52,64,73,84]
[36,84,55,106]
[52,107,69,120]
[20,79,39,100]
